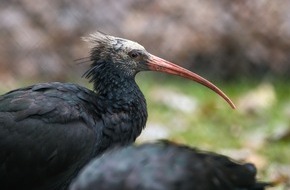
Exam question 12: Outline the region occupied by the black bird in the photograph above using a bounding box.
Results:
[0,32,235,190]
[69,141,271,190]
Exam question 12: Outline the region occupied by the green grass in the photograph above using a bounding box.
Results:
[136,73,290,182]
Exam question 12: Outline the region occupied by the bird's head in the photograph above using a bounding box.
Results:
[83,32,236,109]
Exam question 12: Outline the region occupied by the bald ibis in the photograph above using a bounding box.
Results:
[0,32,235,190]
[69,141,271,190]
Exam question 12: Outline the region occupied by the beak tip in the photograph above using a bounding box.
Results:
[225,98,236,110]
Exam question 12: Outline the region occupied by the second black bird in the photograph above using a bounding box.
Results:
[70,141,271,190]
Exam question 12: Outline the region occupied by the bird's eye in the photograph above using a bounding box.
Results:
[128,50,140,59]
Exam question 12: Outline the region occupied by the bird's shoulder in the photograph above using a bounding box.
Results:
[0,82,100,124]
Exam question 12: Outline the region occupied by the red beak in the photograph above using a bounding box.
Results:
[147,54,236,109]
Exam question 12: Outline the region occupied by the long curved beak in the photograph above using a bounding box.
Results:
[147,54,236,109]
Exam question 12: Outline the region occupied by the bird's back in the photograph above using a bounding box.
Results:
[69,141,271,190]
[0,82,101,190]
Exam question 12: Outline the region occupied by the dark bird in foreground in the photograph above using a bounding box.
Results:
[70,141,271,190]
[0,32,235,190]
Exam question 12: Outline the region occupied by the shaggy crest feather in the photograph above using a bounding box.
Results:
[82,31,145,52]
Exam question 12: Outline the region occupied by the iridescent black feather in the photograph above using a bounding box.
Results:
[70,141,272,190]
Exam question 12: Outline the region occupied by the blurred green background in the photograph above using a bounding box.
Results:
[0,1,289,188]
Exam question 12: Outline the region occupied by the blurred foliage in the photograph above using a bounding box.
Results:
[1,0,290,84]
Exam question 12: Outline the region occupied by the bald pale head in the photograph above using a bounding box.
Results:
[83,32,236,109]
[83,32,151,77]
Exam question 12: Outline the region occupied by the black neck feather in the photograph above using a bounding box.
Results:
[84,60,140,100]
[84,60,148,147]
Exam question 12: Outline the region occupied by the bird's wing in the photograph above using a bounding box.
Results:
[192,149,269,190]
[0,82,101,189]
